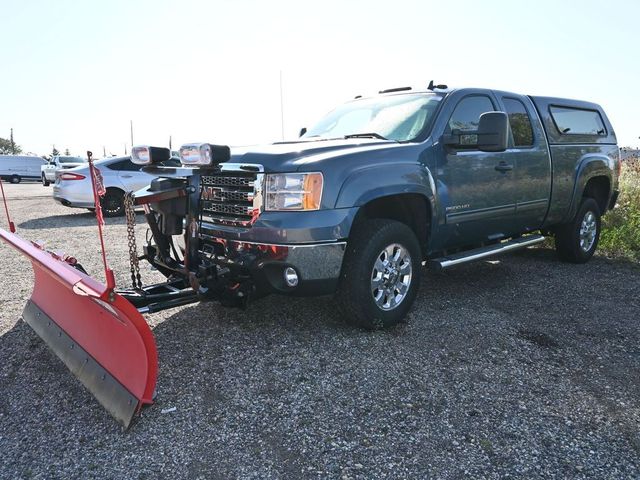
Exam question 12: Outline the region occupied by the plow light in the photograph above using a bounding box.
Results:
[58,172,86,181]
[179,143,231,167]
[131,145,171,165]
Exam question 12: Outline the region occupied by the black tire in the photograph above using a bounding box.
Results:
[10,175,21,184]
[100,189,125,217]
[41,174,50,186]
[555,197,601,263]
[335,219,422,330]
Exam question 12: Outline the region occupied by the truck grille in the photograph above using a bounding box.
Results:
[199,168,263,228]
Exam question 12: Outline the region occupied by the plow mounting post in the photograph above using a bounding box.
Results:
[87,150,115,291]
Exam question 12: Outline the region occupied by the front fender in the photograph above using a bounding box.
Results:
[334,163,436,210]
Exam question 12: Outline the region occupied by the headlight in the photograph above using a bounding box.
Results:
[131,145,170,165]
[265,173,323,211]
[179,143,231,167]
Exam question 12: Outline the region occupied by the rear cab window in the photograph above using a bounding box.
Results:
[549,106,606,136]
[503,98,534,147]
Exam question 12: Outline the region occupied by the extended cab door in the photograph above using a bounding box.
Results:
[494,93,551,232]
[437,93,520,246]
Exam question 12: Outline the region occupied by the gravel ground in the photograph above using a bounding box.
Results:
[0,183,639,479]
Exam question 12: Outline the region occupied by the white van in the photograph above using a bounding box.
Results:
[0,155,47,183]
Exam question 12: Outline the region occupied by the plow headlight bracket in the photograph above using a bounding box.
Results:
[131,145,171,165]
[179,143,231,167]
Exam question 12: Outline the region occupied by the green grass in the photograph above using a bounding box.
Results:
[600,159,640,262]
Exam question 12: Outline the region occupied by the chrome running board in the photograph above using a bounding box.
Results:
[429,234,545,271]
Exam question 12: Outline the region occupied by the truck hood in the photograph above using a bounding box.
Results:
[229,138,405,172]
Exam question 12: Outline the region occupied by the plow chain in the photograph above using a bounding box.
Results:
[124,191,142,290]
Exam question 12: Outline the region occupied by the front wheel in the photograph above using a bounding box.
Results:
[42,174,50,186]
[555,197,601,263]
[335,219,422,330]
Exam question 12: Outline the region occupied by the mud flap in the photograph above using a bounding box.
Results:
[0,228,158,428]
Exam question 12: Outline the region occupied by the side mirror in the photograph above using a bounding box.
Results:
[442,111,509,152]
[299,127,307,137]
[477,111,508,152]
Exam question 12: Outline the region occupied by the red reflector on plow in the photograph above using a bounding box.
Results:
[0,228,158,428]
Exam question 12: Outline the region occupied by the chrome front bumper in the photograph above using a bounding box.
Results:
[201,237,347,294]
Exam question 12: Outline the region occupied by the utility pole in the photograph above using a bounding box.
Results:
[169,135,172,151]
[279,70,285,141]
[103,146,106,157]
[124,143,127,155]
[130,120,134,147]
[10,128,15,154]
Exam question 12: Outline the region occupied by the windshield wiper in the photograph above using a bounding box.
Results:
[344,133,389,140]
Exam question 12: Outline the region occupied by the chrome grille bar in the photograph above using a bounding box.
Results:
[198,164,263,228]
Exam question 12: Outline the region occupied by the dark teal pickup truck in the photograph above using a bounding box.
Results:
[2,83,621,426]
[125,83,620,330]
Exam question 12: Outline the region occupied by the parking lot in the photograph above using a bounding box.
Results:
[0,182,639,479]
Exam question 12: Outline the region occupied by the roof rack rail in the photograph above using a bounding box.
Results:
[378,86,412,94]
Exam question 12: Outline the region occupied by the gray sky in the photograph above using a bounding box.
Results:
[1,0,638,156]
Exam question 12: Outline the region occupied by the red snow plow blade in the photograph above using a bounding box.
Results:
[0,228,158,428]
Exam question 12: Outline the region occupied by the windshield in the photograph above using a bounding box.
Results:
[303,93,442,142]
[59,156,86,164]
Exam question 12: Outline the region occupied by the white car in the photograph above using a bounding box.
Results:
[41,155,87,186]
[53,156,180,216]
[0,155,47,183]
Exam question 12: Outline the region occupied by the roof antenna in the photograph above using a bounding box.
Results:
[428,80,448,91]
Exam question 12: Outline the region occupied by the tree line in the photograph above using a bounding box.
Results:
[0,137,71,157]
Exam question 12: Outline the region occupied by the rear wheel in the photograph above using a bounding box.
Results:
[101,189,125,217]
[555,197,601,263]
[336,219,421,330]
[42,174,50,186]
[10,175,21,184]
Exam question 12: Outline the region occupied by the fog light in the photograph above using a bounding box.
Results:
[284,267,299,287]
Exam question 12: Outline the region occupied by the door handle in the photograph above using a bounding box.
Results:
[495,162,513,173]
[121,174,133,178]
